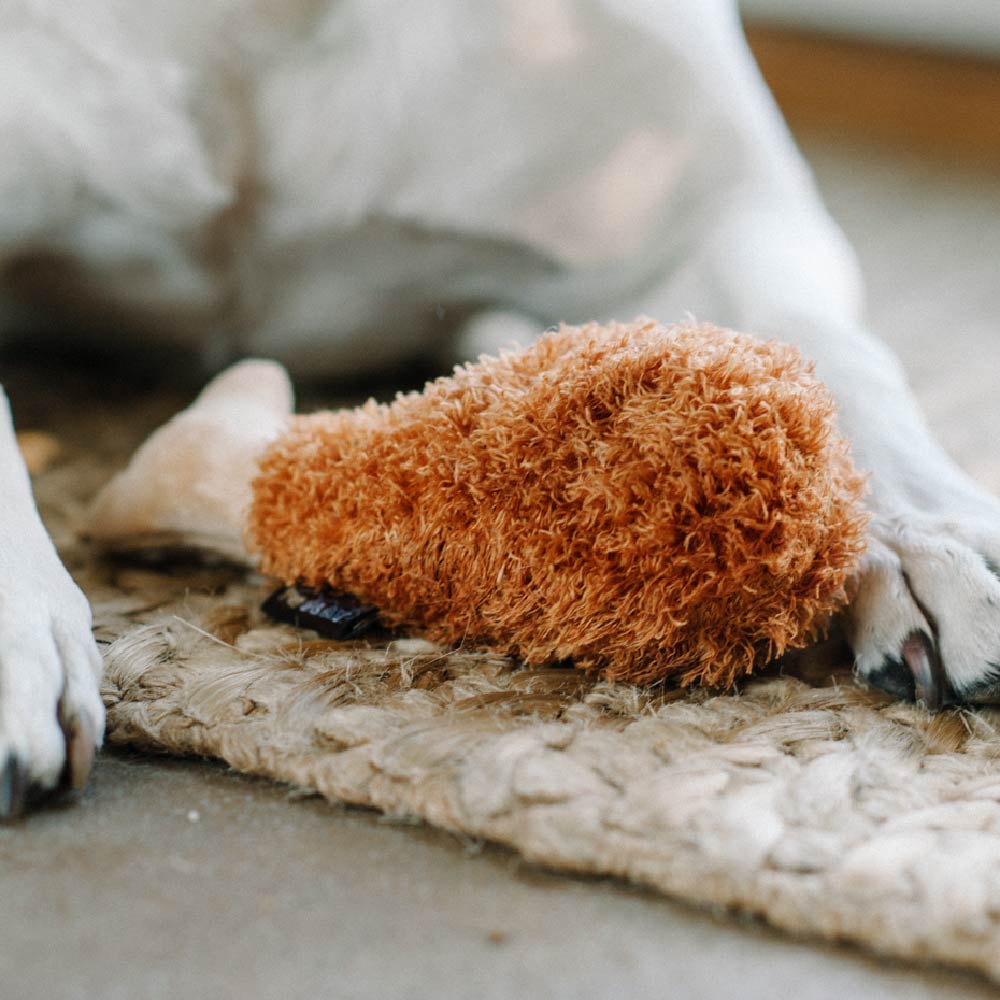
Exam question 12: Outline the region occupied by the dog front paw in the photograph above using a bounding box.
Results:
[0,556,104,817]
[847,510,1000,708]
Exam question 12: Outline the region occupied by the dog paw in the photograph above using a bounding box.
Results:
[846,510,1000,708]
[0,553,104,818]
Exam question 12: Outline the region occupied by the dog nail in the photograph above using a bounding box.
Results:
[0,754,28,820]
[64,717,96,792]
[902,630,952,711]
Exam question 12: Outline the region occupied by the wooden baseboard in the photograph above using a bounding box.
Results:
[745,25,1000,165]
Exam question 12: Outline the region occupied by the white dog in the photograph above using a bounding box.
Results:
[3,0,999,814]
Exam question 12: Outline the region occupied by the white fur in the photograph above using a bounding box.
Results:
[0,392,104,793]
[3,0,1000,796]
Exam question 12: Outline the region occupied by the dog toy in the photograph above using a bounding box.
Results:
[248,319,869,688]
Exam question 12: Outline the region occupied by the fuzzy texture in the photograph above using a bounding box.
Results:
[249,319,869,687]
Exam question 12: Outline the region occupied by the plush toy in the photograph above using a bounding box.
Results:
[91,318,869,689]
[250,319,868,687]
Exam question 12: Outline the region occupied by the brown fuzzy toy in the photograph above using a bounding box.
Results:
[249,319,869,688]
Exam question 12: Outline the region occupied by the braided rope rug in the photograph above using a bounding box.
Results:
[27,370,1000,987]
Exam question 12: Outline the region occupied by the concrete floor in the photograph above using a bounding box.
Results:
[4,750,997,1000]
[4,141,1000,999]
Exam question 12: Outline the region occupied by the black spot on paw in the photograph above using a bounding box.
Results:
[862,655,917,702]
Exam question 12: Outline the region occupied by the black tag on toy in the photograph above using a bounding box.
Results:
[262,583,381,640]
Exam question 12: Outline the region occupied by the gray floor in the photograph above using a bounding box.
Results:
[5,139,1000,1000]
[5,753,998,1000]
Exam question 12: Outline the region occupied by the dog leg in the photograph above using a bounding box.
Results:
[634,190,1000,707]
[808,341,1000,708]
[0,388,104,815]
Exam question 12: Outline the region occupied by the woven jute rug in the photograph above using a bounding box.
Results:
[22,364,1000,986]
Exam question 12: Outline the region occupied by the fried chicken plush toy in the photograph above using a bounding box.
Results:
[247,319,868,688]
[91,319,869,689]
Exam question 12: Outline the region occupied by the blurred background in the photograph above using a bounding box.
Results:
[739,1,1000,492]
[743,0,1000,59]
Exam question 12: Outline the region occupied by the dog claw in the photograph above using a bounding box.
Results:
[0,754,29,820]
[902,630,953,710]
[63,716,96,792]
